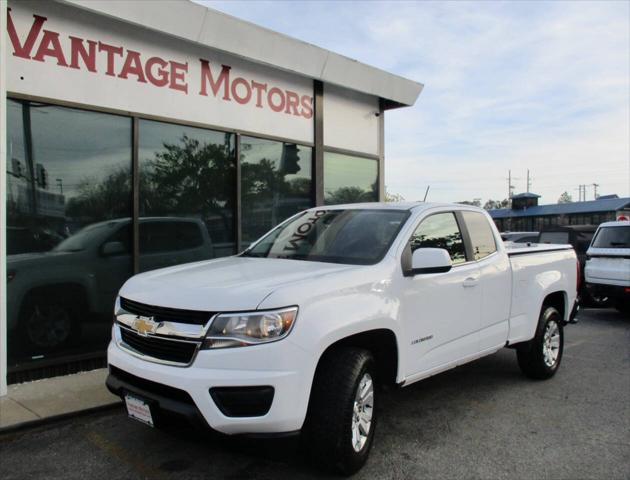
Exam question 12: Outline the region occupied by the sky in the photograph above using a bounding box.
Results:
[199,0,630,205]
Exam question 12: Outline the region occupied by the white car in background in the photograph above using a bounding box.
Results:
[585,220,630,315]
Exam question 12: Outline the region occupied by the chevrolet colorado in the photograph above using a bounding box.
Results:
[107,202,578,474]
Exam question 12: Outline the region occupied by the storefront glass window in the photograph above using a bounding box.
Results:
[138,120,236,269]
[6,99,133,368]
[241,136,313,247]
[324,152,378,205]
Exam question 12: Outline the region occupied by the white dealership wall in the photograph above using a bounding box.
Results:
[324,84,379,156]
[8,0,314,143]
[1,0,8,397]
[1,0,422,393]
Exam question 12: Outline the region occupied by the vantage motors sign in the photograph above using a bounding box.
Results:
[5,1,314,143]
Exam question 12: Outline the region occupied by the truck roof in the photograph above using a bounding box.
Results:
[310,202,480,212]
[598,220,630,228]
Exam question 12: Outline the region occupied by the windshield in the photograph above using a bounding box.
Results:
[592,226,630,248]
[538,232,569,244]
[54,221,124,252]
[242,209,410,265]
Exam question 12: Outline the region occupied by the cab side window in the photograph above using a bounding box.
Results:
[409,212,466,264]
[462,211,497,260]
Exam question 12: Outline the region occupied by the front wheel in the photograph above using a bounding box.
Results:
[302,347,376,476]
[517,306,564,379]
[19,295,81,352]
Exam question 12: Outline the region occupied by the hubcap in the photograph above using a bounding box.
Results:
[27,305,72,348]
[542,320,560,368]
[351,372,374,452]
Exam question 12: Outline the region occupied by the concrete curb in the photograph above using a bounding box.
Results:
[0,401,123,437]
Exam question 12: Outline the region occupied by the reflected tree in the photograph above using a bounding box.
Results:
[66,166,132,222]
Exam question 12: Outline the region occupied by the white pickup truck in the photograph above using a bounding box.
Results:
[107,202,578,474]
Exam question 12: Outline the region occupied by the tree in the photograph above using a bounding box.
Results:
[483,198,510,210]
[326,186,375,205]
[558,192,573,204]
[457,199,481,207]
[384,187,405,203]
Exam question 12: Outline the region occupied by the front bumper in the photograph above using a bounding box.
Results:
[107,334,315,435]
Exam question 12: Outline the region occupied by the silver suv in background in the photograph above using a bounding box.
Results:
[585,221,630,315]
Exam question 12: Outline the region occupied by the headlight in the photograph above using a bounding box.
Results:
[202,307,298,349]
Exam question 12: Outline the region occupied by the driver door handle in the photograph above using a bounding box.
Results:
[463,276,479,288]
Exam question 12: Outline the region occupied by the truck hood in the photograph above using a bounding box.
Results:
[119,256,358,312]
[7,250,79,268]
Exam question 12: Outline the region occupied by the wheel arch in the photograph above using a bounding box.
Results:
[541,290,567,322]
[19,282,89,319]
[313,328,400,387]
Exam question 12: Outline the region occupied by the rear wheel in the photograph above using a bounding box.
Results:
[302,347,376,475]
[517,306,564,379]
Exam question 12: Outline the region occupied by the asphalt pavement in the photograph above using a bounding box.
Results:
[1,308,628,479]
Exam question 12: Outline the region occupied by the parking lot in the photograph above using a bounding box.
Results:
[1,308,628,480]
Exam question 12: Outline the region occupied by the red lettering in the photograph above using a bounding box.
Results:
[231,77,252,104]
[199,59,231,100]
[119,50,147,83]
[251,81,267,108]
[7,10,47,59]
[169,61,188,93]
[300,95,313,119]
[285,91,300,116]
[69,37,96,72]
[32,30,68,66]
[98,42,123,76]
[145,57,169,87]
[267,87,285,113]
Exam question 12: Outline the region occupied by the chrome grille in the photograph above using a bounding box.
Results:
[120,297,214,325]
[118,326,200,365]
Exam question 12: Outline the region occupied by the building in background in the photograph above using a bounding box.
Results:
[0,0,422,391]
[489,193,630,232]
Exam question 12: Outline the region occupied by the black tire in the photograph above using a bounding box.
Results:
[19,293,81,352]
[302,347,376,476]
[517,306,564,379]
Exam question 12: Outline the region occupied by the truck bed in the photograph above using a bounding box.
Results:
[505,243,574,256]
[505,243,576,344]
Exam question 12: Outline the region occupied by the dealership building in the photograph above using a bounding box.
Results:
[0,1,422,395]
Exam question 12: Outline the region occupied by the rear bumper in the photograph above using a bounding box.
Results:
[586,283,630,303]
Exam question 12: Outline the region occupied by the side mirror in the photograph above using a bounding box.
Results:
[101,241,126,256]
[407,248,452,276]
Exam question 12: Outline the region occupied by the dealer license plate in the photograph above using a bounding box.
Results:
[125,394,154,427]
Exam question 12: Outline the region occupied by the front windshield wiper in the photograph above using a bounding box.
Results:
[240,251,267,258]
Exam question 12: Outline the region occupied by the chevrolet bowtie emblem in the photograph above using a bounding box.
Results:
[133,316,159,336]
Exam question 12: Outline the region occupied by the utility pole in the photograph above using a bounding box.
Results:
[526,170,531,193]
[576,184,590,201]
[507,170,516,206]
[592,183,599,200]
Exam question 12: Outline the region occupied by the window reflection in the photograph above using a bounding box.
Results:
[462,211,497,260]
[241,136,313,248]
[324,152,378,205]
[138,120,236,269]
[409,212,467,264]
[6,99,132,366]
